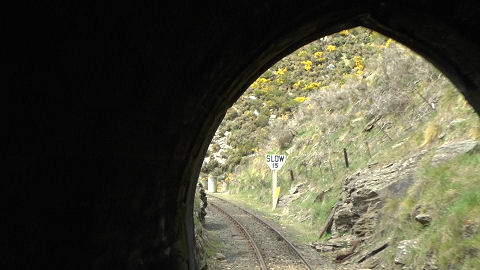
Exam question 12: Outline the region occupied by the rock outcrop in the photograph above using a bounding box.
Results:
[194,184,208,270]
[432,139,478,165]
[277,182,306,208]
[313,140,479,268]
[332,149,428,237]
[196,184,208,225]
[194,226,208,270]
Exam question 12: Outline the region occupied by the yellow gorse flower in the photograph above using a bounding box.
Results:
[276,67,287,76]
[301,60,313,71]
[326,45,336,52]
[250,77,269,89]
[294,80,302,88]
[353,55,364,75]
[294,96,308,103]
[385,38,393,48]
[276,67,287,84]
[353,55,362,66]
[297,50,307,57]
[302,82,321,90]
[314,51,324,59]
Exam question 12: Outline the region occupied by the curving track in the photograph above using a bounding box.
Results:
[208,195,313,270]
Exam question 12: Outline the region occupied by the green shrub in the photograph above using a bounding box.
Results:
[276,129,294,150]
[256,113,269,127]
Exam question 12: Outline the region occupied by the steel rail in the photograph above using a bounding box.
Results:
[209,194,313,270]
[209,201,268,270]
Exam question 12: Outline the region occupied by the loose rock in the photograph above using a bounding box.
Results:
[313,242,342,252]
[289,183,304,194]
[415,214,432,226]
[462,219,479,238]
[393,239,417,266]
[364,115,381,132]
[432,140,478,165]
[314,187,332,203]
[277,192,302,208]
[215,252,226,261]
[423,248,439,270]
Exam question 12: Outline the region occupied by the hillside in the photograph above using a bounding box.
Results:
[200,27,388,178]
[197,27,480,269]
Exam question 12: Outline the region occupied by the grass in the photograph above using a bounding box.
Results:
[227,85,468,244]
[204,29,480,269]
[377,147,480,269]
[222,85,480,267]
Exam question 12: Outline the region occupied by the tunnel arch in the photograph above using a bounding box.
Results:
[7,2,480,270]
[187,5,480,270]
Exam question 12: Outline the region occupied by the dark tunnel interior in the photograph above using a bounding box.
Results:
[5,1,480,269]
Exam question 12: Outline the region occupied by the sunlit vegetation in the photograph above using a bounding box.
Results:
[199,26,480,268]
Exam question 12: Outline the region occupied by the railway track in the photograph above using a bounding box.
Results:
[208,194,313,270]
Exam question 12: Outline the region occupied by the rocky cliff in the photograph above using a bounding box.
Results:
[312,140,479,269]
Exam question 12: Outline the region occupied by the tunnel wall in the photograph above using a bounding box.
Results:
[5,1,480,269]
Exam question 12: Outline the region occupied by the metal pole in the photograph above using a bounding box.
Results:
[272,170,278,209]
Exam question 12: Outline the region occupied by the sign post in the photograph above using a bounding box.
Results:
[272,170,277,209]
[266,154,286,210]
